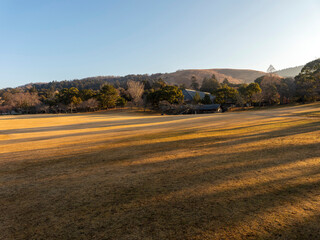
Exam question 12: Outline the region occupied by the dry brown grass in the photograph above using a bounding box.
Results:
[1,103,320,239]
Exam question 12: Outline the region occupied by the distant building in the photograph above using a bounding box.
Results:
[182,89,215,103]
[195,104,222,113]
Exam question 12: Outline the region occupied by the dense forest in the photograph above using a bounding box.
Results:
[0,59,319,114]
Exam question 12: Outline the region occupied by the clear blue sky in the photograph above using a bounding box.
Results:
[0,0,319,89]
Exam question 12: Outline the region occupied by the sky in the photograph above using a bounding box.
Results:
[0,0,320,89]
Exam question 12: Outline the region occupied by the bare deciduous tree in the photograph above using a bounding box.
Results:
[79,98,98,111]
[252,92,263,106]
[3,92,40,113]
[127,80,144,106]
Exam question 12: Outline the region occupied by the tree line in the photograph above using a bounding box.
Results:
[0,59,319,114]
[0,79,184,114]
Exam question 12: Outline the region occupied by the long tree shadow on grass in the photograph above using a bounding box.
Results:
[0,113,226,135]
[267,213,320,239]
[102,173,320,239]
[1,119,320,239]
[1,137,320,239]
[0,119,319,173]
[0,115,313,147]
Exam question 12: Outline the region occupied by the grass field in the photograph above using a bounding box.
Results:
[1,103,320,239]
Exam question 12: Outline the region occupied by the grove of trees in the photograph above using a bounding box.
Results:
[0,59,319,114]
[295,59,320,102]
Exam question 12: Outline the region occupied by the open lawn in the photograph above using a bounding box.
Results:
[1,103,320,239]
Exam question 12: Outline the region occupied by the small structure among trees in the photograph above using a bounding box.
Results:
[182,89,215,104]
[194,104,222,113]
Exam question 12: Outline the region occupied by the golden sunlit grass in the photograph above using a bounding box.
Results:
[1,103,320,239]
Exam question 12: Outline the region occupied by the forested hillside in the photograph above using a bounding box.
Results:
[0,59,318,115]
[275,65,304,78]
[3,68,266,92]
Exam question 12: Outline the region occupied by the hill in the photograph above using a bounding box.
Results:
[274,65,304,78]
[2,68,267,91]
[7,63,312,92]
[160,68,266,86]
[213,68,266,84]
[2,60,315,92]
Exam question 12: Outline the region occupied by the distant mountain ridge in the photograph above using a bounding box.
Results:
[2,68,268,91]
[274,65,304,78]
[160,68,266,86]
[1,63,307,91]
[214,69,267,83]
